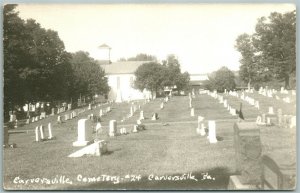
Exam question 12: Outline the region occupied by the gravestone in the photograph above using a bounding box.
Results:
[268,107,274,115]
[35,126,39,142]
[68,140,108,157]
[48,123,54,139]
[160,102,164,109]
[132,125,138,133]
[67,104,72,110]
[88,104,91,110]
[139,111,145,120]
[190,108,195,117]
[109,120,117,137]
[99,109,103,117]
[73,119,93,146]
[290,116,296,128]
[39,125,45,140]
[95,122,102,133]
[51,108,55,116]
[151,113,158,120]
[207,120,217,143]
[35,116,39,121]
[9,115,16,122]
[65,114,70,121]
[233,122,262,185]
[26,119,30,124]
[255,101,260,109]
[40,112,46,119]
[196,116,205,136]
[32,117,35,123]
[189,98,192,108]
[57,116,62,124]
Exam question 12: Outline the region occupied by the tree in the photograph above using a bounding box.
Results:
[203,67,236,92]
[70,51,109,99]
[3,4,74,120]
[126,53,157,61]
[134,62,165,95]
[236,10,296,89]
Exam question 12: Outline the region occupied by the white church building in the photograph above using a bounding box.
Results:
[101,61,152,102]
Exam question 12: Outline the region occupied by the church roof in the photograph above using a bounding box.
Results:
[100,61,152,75]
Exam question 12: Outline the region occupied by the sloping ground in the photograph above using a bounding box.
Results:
[3,92,296,190]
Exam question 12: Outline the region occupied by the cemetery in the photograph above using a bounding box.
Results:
[3,4,296,191]
[3,88,296,190]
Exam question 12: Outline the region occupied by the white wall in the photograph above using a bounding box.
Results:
[107,74,145,102]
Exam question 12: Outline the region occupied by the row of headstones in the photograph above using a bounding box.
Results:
[256,109,296,128]
[57,110,78,123]
[258,87,294,103]
[208,92,238,116]
[72,118,147,147]
[34,123,54,142]
[195,116,218,143]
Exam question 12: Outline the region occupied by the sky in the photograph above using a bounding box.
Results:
[16,3,295,74]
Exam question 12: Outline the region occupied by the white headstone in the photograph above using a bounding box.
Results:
[73,119,93,146]
[268,107,274,115]
[132,125,138,133]
[160,102,164,109]
[88,104,91,110]
[39,125,44,140]
[57,115,62,123]
[48,123,53,139]
[255,101,260,109]
[223,100,228,108]
[290,116,296,128]
[68,140,108,157]
[35,126,39,142]
[109,120,117,137]
[139,111,145,120]
[190,108,195,117]
[207,121,217,143]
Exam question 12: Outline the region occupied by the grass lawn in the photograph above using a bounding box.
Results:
[3,92,296,190]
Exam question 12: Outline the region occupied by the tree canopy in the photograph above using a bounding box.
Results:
[134,56,190,95]
[203,67,236,92]
[3,4,109,121]
[235,10,296,89]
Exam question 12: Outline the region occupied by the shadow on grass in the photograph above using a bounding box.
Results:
[65,167,234,190]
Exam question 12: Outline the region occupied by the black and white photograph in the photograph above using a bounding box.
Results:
[2,2,296,190]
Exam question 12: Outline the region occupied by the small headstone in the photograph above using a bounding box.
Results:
[39,125,45,140]
[68,140,108,157]
[130,106,134,117]
[132,125,138,133]
[47,123,53,139]
[160,102,164,109]
[35,116,39,121]
[189,98,192,108]
[51,108,55,115]
[32,117,35,123]
[207,120,217,143]
[65,114,70,121]
[88,104,91,110]
[40,112,46,119]
[139,111,145,120]
[268,107,274,115]
[99,109,103,117]
[35,126,39,142]
[109,120,117,137]
[196,116,205,136]
[57,115,62,124]
[290,116,296,128]
[95,122,102,133]
[151,113,158,121]
[223,100,228,108]
[190,108,195,117]
[67,104,72,110]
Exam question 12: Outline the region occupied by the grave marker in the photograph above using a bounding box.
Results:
[109,120,117,137]
[73,119,93,146]
[39,125,45,140]
[48,123,53,139]
[207,121,217,143]
[139,111,145,120]
[35,126,39,142]
[190,108,195,117]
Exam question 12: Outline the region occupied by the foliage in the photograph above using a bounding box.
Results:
[3,4,73,119]
[235,10,296,89]
[134,62,165,93]
[134,56,190,95]
[203,67,236,92]
[121,53,157,62]
[70,51,109,99]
